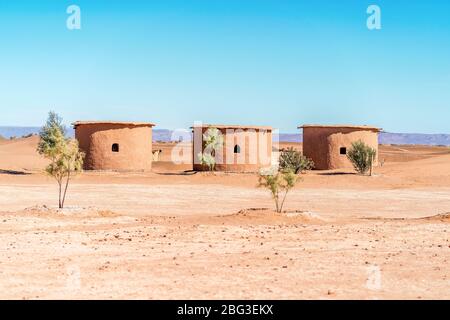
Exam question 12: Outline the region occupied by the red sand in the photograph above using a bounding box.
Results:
[0,137,449,299]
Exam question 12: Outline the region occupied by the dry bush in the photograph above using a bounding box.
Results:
[347,140,376,175]
[279,147,314,174]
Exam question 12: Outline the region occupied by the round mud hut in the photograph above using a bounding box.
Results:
[192,124,273,172]
[299,124,381,170]
[73,121,155,171]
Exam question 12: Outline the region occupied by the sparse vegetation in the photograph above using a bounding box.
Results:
[37,111,84,208]
[198,152,217,171]
[197,127,224,171]
[279,147,314,174]
[258,167,299,213]
[347,140,377,176]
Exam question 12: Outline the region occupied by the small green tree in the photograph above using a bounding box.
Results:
[197,152,216,171]
[279,147,314,174]
[37,111,84,208]
[258,167,299,213]
[346,140,377,176]
[197,127,224,171]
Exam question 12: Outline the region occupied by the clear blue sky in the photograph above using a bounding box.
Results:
[0,0,449,133]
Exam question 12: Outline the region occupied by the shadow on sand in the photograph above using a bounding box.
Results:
[0,169,31,175]
[155,170,198,176]
[316,172,356,176]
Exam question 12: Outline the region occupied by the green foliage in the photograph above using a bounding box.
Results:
[37,111,84,208]
[279,147,314,174]
[346,140,377,175]
[37,111,67,157]
[202,127,224,151]
[258,167,299,213]
[197,152,216,171]
[197,127,224,171]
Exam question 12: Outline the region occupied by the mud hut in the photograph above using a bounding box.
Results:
[299,124,381,170]
[192,124,273,172]
[73,121,155,171]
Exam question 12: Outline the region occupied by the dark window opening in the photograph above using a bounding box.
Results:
[234,145,241,154]
[340,147,347,155]
[112,143,119,152]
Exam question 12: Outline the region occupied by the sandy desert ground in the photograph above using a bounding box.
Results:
[0,136,449,299]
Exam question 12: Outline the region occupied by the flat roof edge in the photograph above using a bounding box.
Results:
[298,124,382,131]
[73,121,155,127]
[191,124,272,130]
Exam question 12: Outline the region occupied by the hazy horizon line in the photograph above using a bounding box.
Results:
[0,125,450,136]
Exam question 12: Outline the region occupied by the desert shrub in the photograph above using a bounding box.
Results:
[279,147,314,174]
[258,167,299,213]
[37,111,84,208]
[22,133,35,138]
[197,127,224,171]
[197,153,216,171]
[346,140,377,175]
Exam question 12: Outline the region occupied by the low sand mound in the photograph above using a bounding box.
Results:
[21,205,120,218]
[0,136,49,171]
[376,152,450,188]
[419,213,450,222]
[214,208,325,225]
[363,212,450,223]
[379,144,450,163]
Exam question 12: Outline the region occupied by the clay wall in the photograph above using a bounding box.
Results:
[75,123,153,171]
[302,127,379,170]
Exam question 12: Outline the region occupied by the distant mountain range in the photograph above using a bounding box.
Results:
[279,132,450,146]
[1,126,449,146]
[0,127,47,139]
